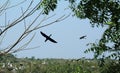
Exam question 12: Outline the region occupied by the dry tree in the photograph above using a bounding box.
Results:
[0,0,69,56]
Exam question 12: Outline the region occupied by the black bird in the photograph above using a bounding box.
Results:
[80,35,86,39]
[40,31,57,43]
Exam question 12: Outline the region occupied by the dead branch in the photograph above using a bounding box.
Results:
[0,0,70,56]
[0,0,27,16]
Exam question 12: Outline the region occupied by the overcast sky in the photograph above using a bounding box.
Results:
[0,0,108,59]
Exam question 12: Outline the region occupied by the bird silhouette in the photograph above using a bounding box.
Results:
[40,31,57,43]
[80,35,86,39]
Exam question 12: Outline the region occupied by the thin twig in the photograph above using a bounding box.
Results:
[0,0,27,12]
[0,0,34,35]
[21,7,27,30]
[0,0,9,15]
[11,33,36,53]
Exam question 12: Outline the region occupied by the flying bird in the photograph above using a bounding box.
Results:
[40,31,57,43]
[80,35,87,39]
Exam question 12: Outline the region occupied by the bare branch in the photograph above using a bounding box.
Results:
[0,31,7,45]
[0,0,70,56]
[21,7,27,30]
[0,0,34,35]
[0,0,27,14]
[39,14,70,28]
[0,0,9,15]
[11,33,36,53]
[11,46,40,53]
[26,14,70,34]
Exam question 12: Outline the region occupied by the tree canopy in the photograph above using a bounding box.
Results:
[74,0,120,60]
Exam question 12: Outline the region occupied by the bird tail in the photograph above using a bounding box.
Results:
[45,39,48,42]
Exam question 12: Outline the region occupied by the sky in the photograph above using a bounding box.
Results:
[0,0,108,59]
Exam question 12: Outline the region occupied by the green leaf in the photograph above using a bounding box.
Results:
[106,22,115,26]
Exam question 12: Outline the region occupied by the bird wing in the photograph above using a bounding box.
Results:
[40,31,57,43]
[40,31,48,38]
[48,38,57,43]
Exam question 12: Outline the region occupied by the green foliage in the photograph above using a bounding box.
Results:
[85,24,120,59]
[106,21,115,26]
[71,0,120,61]
[0,57,99,73]
[1,55,119,73]
[68,0,75,4]
[99,59,120,73]
[0,54,17,63]
[70,0,120,27]
[37,0,58,15]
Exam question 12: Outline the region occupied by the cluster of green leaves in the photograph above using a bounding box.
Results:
[71,0,120,26]
[37,0,77,15]
[37,0,58,15]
